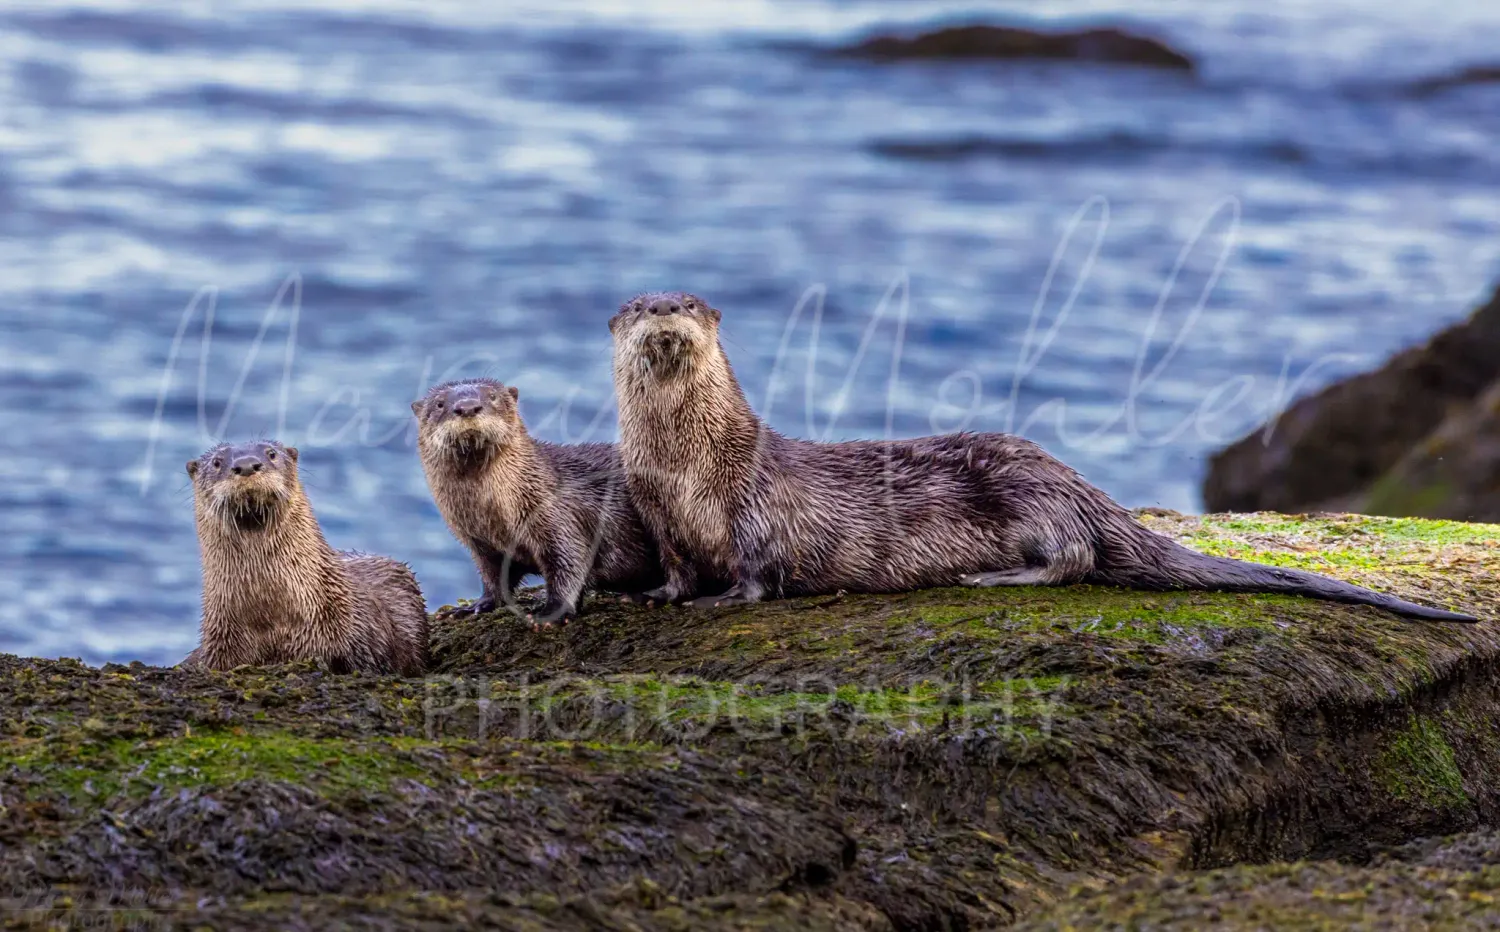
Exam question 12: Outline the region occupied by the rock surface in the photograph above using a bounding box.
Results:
[834,24,1195,72]
[1021,830,1500,930]
[1203,286,1500,516]
[4,513,1498,929]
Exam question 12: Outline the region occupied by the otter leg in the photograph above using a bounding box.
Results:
[960,568,1060,587]
[625,553,697,607]
[687,505,776,609]
[529,533,588,628]
[961,539,1094,589]
[454,539,528,616]
[622,477,700,606]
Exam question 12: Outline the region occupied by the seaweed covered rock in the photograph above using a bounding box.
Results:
[4,513,1500,928]
[834,24,1195,72]
[1203,285,1500,515]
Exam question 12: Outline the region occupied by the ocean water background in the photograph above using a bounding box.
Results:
[2,0,1497,664]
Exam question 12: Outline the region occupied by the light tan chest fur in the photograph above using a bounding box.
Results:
[619,385,735,560]
[427,459,551,558]
[199,529,345,663]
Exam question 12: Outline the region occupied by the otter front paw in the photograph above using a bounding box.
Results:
[688,584,762,609]
[444,594,498,617]
[527,601,577,629]
[622,585,686,608]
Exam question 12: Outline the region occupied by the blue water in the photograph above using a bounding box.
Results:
[3,0,1498,664]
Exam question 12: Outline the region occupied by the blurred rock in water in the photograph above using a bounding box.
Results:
[1407,64,1500,97]
[1203,285,1500,518]
[1361,379,1500,523]
[834,24,1195,72]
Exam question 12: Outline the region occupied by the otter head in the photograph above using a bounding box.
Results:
[609,292,722,381]
[187,440,299,533]
[412,378,522,468]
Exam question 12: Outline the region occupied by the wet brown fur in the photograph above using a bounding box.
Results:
[183,441,429,673]
[413,378,661,624]
[609,291,1477,623]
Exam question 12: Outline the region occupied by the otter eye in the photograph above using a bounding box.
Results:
[266,448,277,460]
[212,458,223,469]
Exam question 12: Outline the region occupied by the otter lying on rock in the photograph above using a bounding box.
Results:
[413,378,662,626]
[609,291,1479,623]
[182,440,429,673]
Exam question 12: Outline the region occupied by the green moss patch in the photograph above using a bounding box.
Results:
[903,587,1287,644]
[3,730,439,801]
[1376,715,1469,810]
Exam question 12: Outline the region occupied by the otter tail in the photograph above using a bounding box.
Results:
[1095,533,1478,623]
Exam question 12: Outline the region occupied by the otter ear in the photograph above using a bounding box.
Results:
[608,314,619,334]
[285,446,299,462]
[410,400,423,417]
[707,306,721,324]
[507,385,519,402]
[186,460,199,478]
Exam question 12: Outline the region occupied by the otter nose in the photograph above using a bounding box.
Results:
[230,457,264,476]
[452,399,482,418]
[648,297,682,317]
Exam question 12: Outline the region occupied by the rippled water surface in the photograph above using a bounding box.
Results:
[3,0,1498,663]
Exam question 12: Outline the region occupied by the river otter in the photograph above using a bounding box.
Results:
[413,378,662,625]
[183,440,429,673]
[609,291,1478,623]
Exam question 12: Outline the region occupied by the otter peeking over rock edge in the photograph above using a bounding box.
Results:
[609,291,1479,624]
[182,440,429,673]
[413,378,662,626]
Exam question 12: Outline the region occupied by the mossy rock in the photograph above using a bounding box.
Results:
[5,512,1499,928]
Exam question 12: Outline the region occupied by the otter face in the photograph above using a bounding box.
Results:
[412,378,521,462]
[187,441,299,532]
[609,292,721,379]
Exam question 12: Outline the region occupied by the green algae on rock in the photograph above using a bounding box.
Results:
[4,512,1499,929]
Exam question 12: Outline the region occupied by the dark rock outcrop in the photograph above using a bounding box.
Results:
[1203,286,1500,515]
[835,24,1195,72]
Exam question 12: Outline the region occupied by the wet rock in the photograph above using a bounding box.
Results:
[1203,285,1500,514]
[834,24,1195,72]
[4,513,1499,928]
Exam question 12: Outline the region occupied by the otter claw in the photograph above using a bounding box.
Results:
[526,605,576,629]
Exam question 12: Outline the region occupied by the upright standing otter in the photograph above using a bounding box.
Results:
[413,378,662,625]
[183,441,429,673]
[609,291,1478,623]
